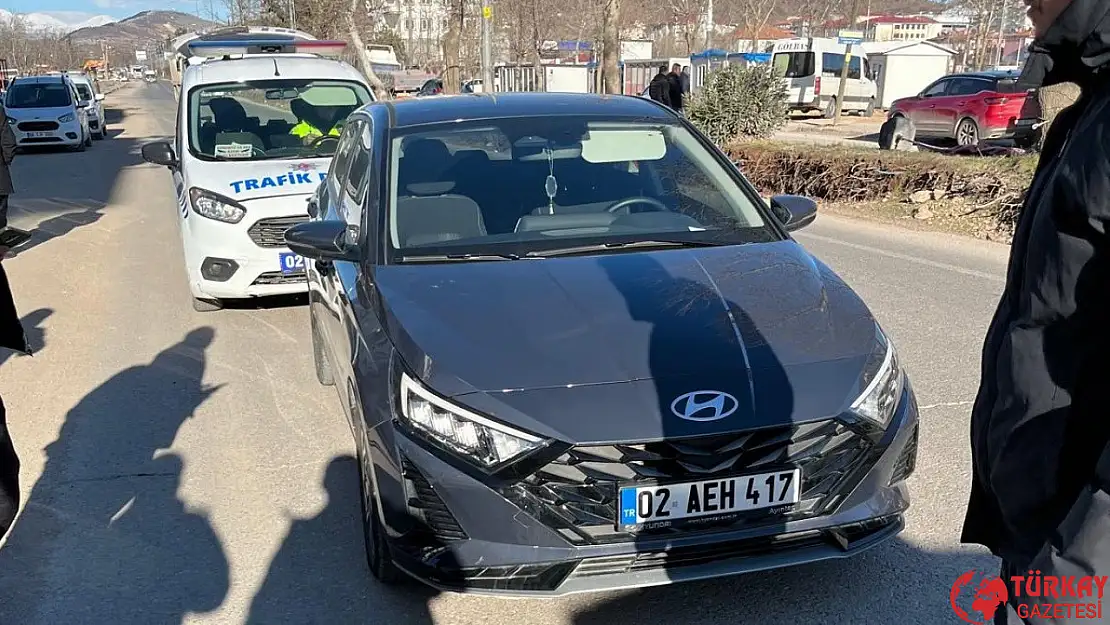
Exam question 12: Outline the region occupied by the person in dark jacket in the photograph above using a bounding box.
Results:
[667,63,684,112]
[1,102,16,230]
[0,256,29,538]
[962,0,1110,622]
[647,65,672,107]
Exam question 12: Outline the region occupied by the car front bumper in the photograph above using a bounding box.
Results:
[371,381,920,596]
[9,119,84,146]
[182,201,310,300]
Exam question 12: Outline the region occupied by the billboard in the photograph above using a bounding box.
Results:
[135,50,147,62]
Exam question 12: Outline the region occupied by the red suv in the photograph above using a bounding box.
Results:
[888,71,1029,145]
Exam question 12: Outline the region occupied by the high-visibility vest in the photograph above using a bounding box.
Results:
[290,120,340,138]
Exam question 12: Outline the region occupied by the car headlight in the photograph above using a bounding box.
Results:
[850,329,904,429]
[189,187,246,224]
[399,372,546,470]
[57,113,75,123]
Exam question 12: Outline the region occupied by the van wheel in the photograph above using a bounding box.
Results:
[84,131,93,147]
[192,297,223,312]
[822,98,838,119]
[311,313,334,386]
[955,118,979,146]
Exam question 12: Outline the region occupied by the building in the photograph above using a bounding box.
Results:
[862,15,944,42]
[862,39,956,109]
[375,0,448,66]
[731,25,793,53]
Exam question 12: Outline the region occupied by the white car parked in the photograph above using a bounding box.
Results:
[3,75,92,151]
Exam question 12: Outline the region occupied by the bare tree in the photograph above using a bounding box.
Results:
[442,0,465,92]
[601,0,621,93]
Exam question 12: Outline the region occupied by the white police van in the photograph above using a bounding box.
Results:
[141,35,373,311]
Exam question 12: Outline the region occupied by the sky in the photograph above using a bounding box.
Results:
[4,0,218,26]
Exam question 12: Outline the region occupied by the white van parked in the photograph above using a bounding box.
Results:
[771,38,878,118]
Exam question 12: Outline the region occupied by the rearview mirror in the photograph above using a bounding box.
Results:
[285,220,361,263]
[141,141,178,168]
[770,194,818,231]
[94,93,105,101]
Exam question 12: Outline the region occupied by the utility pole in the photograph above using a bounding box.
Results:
[833,0,861,125]
[480,0,493,89]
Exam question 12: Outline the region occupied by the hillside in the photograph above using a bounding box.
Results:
[66,10,219,45]
[0,9,115,33]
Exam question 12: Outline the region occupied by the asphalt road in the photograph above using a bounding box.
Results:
[0,81,1011,624]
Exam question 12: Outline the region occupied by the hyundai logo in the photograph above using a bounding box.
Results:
[670,390,739,422]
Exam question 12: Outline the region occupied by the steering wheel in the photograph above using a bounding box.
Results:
[606,196,669,214]
[308,135,340,151]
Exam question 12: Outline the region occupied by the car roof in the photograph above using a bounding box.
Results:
[371,92,678,128]
[182,55,368,90]
[950,70,1019,80]
[12,75,69,85]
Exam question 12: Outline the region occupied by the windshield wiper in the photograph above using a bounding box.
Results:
[401,252,528,262]
[527,239,724,257]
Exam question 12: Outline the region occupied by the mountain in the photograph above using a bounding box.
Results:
[0,9,116,33]
[66,10,220,45]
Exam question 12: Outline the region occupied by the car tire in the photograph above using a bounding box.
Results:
[358,453,403,584]
[192,297,223,312]
[72,137,86,152]
[822,98,838,119]
[84,131,93,147]
[955,118,979,146]
[94,128,104,140]
[310,313,335,386]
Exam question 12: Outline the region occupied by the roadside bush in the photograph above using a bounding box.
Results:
[727,141,1039,238]
[686,65,788,144]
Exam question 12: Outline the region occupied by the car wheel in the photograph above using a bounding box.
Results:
[192,297,223,312]
[822,98,838,119]
[358,450,403,584]
[84,131,93,147]
[93,128,104,140]
[310,313,335,386]
[72,137,86,152]
[956,118,979,146]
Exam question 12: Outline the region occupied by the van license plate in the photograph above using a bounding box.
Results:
[278,252,304,274]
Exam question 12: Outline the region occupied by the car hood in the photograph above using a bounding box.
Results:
[4,106,74,121]
[378,242,882,441]
[186,157,331,202]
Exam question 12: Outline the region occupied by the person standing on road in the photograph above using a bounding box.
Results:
[0,102,16,231]
[667,63,684,113]
[647,65,672,108]
[0,249,30,539]
[962,0,1110,622]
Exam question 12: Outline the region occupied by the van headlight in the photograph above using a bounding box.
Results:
[189,187,246,224]
[57,113,75,123]
[398,372,546,470]
[850,328,904,429]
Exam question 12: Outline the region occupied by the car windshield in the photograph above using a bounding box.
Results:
[388,116,778,259]
[4,82,71,109]
[187,79,372,161]
[74,84,93,100]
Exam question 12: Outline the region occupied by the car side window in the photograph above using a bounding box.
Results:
[344,137,370,205]
[950,78,991,96]
[329,121,361,192]
[923,80,949,97]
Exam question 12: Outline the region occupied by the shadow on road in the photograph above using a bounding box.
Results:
[0,327,230,623]
[571,537,997,624]
[0,307,51,367]
[247,454,439,625]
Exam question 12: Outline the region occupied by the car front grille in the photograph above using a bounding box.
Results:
[250,271,306,285]
[505,419,876,545]
[247,215,307,248]
[17,121,59,131]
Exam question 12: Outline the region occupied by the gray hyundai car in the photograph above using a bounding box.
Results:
[285,92,919,596]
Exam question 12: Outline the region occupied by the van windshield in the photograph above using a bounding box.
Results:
[773,52,815,78]
[187,79,372,161]
[4,82,72,108]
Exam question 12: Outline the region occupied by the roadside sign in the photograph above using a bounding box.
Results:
[482,6,491,19]
[837,30,864,45]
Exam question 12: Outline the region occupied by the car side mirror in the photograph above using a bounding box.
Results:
[285,220,361,263]
[770,194,818,232]
[141,141,178,169]
[94,93,105,101]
